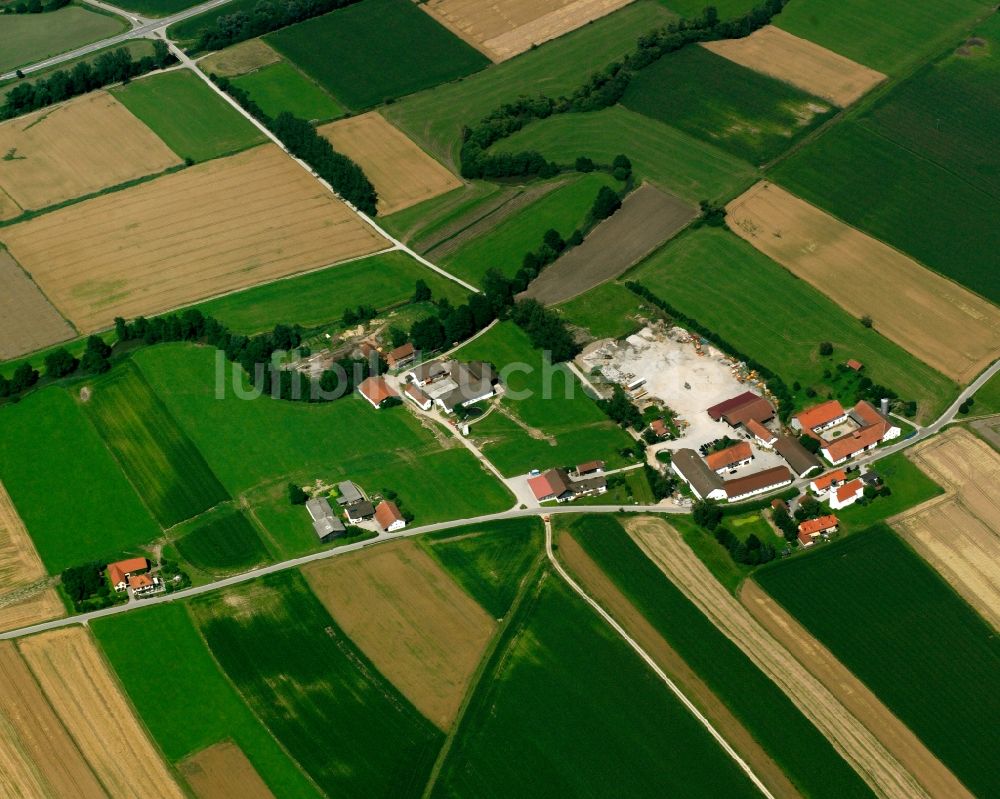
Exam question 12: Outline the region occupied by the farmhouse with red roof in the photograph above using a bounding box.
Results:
[809,470,847,495]
[374,500,406,532]
[798,515,839,547]
[357,375,398,409]
[829,479,865,510]
[705,441,754,474]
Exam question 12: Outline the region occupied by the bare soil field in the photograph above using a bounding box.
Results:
[0,641,104,799]
[0,92,181,212]
[0,480,63,634]
[199,39,280,77]
[423,0,633,62]
[740,581,975,799]
[303,539,494,730]
[0,250,75,361]
[180,742,275,799]
[525,183,695,305]
[318,113,462,215]
[971,417,1000,451]
[19,627,185,799]
[726,182,1000,384]
[1,144,388,333]
[893,428,1000,629]
[703,26,886,107]
[625,515,942,799]
[558,532,799,799]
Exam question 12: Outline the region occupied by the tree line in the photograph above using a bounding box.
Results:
[0,336,111,400]
[694,499,776,565]
[194,0,362,53]
[3,0,70,14]
[1,44,175,121]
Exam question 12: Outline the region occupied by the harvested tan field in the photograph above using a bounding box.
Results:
[2,144,388,333]
[893,428,1000,629]
[726,182,1000,384]
[703,26,886,107]
[0,480,63,634]
[199,39,280,77]
[303,539,494,730]
[19,627,185,799]
[423,0,633,62]
[180,742,274,799]
[740,581,975,799]
[524,182,694,305]
[0,642,105,799]
[625,515,948,799]
[558,531,799,799]
[0,92,181,212]
[319,113,461,215]
[0,250,75,361]
[0,185,19,221]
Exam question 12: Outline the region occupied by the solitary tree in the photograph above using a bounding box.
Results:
[819,341,833,356]
[860,315,873,328]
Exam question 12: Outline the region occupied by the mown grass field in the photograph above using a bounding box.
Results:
[419,518,543,618]
[384,1,675,167]
[192,571,443,797]
[192,251,467,333]
[0,6,126,74]
[454,323,634,476]
[0,388,160,572]
[112,71,265,162]
[775,0,992,75]
[86,363,229,528]
[266,0,488,110]
[651,0,755,17]
[231,60,343,121]
[435,571,761,797]
[622,45,835,164]
[92,603,322,797]
[566,515,874,799]
[756,525,1000,799]
[174,508,269,573]
[496,106,757,203]
[380,181,504,246]
[630,227,957,421]
[443,173,617,285]
[556,280,651,339]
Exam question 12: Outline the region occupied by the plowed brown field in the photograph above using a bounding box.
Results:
[199,39,280,77]
[319,113,461,215]
[893,428,1000,629]
[0,92,181,212]
[180,742,274,799]
[19,627,185,799]
[423,0,633,62]
[1,144,388,333]
[625,515,948,799]
[0,250,75,361]
[303,539,494,730]
[726,182,1000,384]
[0,480,63,634]
[703,26,885,107]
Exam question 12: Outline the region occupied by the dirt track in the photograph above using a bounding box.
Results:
[524,183,695,305]
[703,26,885,107]
[893,428,1000,629]
[727,182,1000,384]
[558,532,800,799]
[0,250,74,361]
[625,515,940,799]
[303,539,494,730]
[181,742,274,799]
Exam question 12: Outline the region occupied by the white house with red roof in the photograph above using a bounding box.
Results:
[374,500,406,532]
[820,401,900,465]
[829,479,864,510]
[357,376,398,409]
[809,469,847,496]
[797,514,839,547]
[745,418,777,449]
[792,400,848,434]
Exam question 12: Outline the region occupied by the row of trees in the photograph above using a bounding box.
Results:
[3,0,70,14]
[1,44,175,121]
[694,499,776,564]
[195,0,362,52]
[0,336,111,401]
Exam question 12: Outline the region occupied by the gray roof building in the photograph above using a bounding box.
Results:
[344,500,375,521]
[336,481,363,506]
[774,435,823,476]
[670,448,725,500]
[305,497,346,543]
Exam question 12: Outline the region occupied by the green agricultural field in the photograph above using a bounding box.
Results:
[565,515,874,799]
[112,70,265,162]
[0,388,160,572]
[770,121,1000,304]
[192,251,467,333]
[630,227,957,421]
[835,451,942,530]
[453,323,635,476]
[728,511,782,545]
[385,0,675,167]
[419,518,543,618]
[231,60,343,121]
[496,106,757,204]
[622,45,836,164]
[380,181,505,248]
[775,0,992,75]
[0,6,126,74]
[192,571,443,797]
[668,515,750,593]
[556,280,650,340]
[435,571,761,797]
[266,0,488,110]
[174,508,270,573]
[442,173,617,285]
[111,0,202,16]
[757,525,1000,798]
[92,603,322,797]
[86,363,229,528]
[969,370,1000,415]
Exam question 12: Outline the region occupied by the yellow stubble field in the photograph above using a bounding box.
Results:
[180,742,275,799]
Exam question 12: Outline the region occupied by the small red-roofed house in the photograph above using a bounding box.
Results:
[649,419,668,438]
[403,382,432,411]
[705,441,754,474]
[846,359,864,371]
[528,469,572,503]
[745,418,777,449]
[793,400,848,434]
[809,470,847,495]
[357,376,398,409]
[797,514,839,547]
[107,558,149,592]
[374,500,406,532]
[386,342,417,370]
[829,479,864,510]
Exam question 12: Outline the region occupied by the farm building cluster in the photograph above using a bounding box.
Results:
[107,557,163,597]
[356,358,500,415]
[304,480,407,543]
[527,461,609,504]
